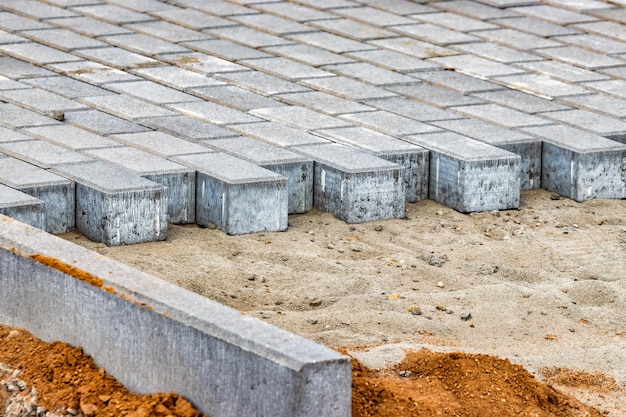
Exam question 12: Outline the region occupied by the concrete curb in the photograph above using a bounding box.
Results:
[0,215,351,417]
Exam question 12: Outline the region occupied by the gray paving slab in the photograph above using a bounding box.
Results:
[202,137,313,214]
[390,23,480,45]
[322,62,418,86]
[23,125,122,151]
[22,76,115,99]
[0,139,95,169]
[0,75,29,91]
[64,109,151,135]
[170,0,257,16]
[215,71,310,96]
[553,33,626,55]
[369,37,458,59]
[50,61,142,85]
[405,132,521,212]
[276,91,375,116]
[451,42,543,64]
[513,60,611,83]
[136,115,237,141]
[19,28,107,51]
[103,80,202,105]
[0,183,44,229]
[73,47,160,69]
[452,103,553,128]
[0,102,61,129]
[333,5,417,26]
[83,146,196,224]
[0,56,55,79]
[71,4,153,24]
[51,160,168,245]
[509,4,598,25]
[493,73,591,98]
[300,76,397,101]
[46,15,133,36]
[0,88,89,114]
[339,110,443,137]
[521,125,626,201]
[9,0,74,19]
[0,126,36,144]
[536,46,626,70]
[168,100,262,126]
[490,16,581,37]
[207,26,294,48]
[389,83,483,108]
[572,21,626,42]
[250,2,335,21]
[111,131,211,157]
[159,52,249,75]
[431,0,517,19]
[125,20,212,43]
[540,0,611,11]
[171,152,288,235]
[227,121,331,148]
[428,54,526,79]
[412,70,505,94]
[471,89,572,113]
[364,97,465,122]
[343,49,441,73]
[557,93,626,119]
[101,33,190,56]
[0,11,51,31]
[262,44,355,67]
[149,7,235,30]
[182,39,271,61]
[539,109,626,142]
[409,11,498,32]
[315,126,429,202]
[356,0,436,15]
[0,31,27,45]
[431,118,542,189]
[582,79,626,99]
[309,18,396,41]
[0,42,82,65]
[132,65,226,90]
[229,12,314,35]
[105,0,178,12]
[286,31,377,53]
[80,94,177,121]
[187,85,286,112]
[289,0,359,10]
[239,57,334,81]
[0,156,74,233]
[472,28,561,50]
[290,143,405,223]
[250,106,352,131]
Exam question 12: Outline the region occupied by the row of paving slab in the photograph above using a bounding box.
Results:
[0,0,625,244]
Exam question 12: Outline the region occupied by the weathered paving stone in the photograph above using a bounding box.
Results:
[0,11,51,31]
[276,91,375,116]
[412,70,505,94]
[309,18,397,41]
[70,4,153,24]
[19,28,107,51]
[452,103,554,128]
[522,125,626,201]
[390,23,479,45]
[339,110,442,137]
[334,5,419,26]
[428,54,526,78]
[80,94,177,121]
[369,37,458,59]
[263,44,355,67]
[51,160,168,246]
[102,80,202,105]
[536,46,626,70]
[314,126,429,202]
[0,87,89,114]
[137,115,237,141]
[557,93,626,119]
[0,75,29,91]
[251,106,352,130]
[111,131,210,157]
[159,52,249,75]
[73,47,160,69]
[489,16,580,37]
[300,76,397,100]
[188,85,286,112]
[171,152,289,235]
[229,13,314,35]
[352,0,435,15]
[126,20,212,43]
[286,31,377,53]
[132,65,226,90]
[365,97,464,122]
[149,7,235,30]
[252,1,336,22]
[22,76,116,99]
[452,42,543,64]
[46,15,133,37]
[0,126,35,143]
[0,102,61,129]
[431,118,542,189]
[207,25,294,48]
[471,89,572,114]
[409,11,499,31]
[22,125,121,151]
[553,33,626,55]
[63,109,151,135]
[0,56,56,79]
[239,57,334,81]
[389,83,482,108]
[509,5,598,25]
[343,49,441,72]
[405,132,521,212]
[291,143,406,223]
[215,70,309,96]
[0,183,44,229]
[0,139,94,168]
[228,121,331,147]
[494,73,594,98]
[472,28,561,50]
[202,137,313,214]
[0,156,74,233]
[432,0,517,20]
[101,33,190,56]
[322,62,418,86]
[168,101,262,126]
[539,109,626,143]
[83,146,196,224]
[49,61,142,85]
[182,39,272,61]
[582,79,626,99]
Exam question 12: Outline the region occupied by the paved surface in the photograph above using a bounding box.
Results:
[1,0,626,240]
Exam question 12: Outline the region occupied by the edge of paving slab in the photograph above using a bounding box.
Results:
[0,215,351,417]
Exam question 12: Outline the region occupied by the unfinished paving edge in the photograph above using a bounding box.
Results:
[0,215,351,417]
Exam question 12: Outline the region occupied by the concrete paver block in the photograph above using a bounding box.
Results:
[228,121,330,148]
[83,146,195,224]
[51,160,168,246]
[24,125,122,151]
[137,115,237,141]
[0,156,74,233]
[291,143,406,223]
[64,109,151,136]
[406,132,521,212]
[0,139,94,168]
[111,131,211,157]
[203,137,313,214]
[0,183,44,229]
[172,153,289,235]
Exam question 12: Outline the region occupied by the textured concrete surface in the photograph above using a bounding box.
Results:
[0,215,351,417]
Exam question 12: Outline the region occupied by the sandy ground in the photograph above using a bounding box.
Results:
[61,189,626,415]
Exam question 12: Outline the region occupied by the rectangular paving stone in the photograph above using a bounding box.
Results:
[557,93,626,119]
[46,16,133,37]
[0,43,83,65]
[207,26,294,48]
[136,115,237,141]
[167,0,255,16]
[431,0,517,20]
[553,33,626,55]
[0,88,89,115]
[472,28,561,50]
[572,21,626,43]
[70,4,153,24]
[354,0,435,15]
[22,76,115,99]
[263,44,355,67]
[126,20,212,43]
[63,109,151,135]
[536,46,626,70]
[251,2,336,22]
[150,7,235,30]
[300,76,397,101]
[0,102,61,129]
[73,47,160,69]
[369,37,458,59]
[111,131,211,157]
[315,127,429,202]
[182,39,271,61]
[202,137,313,214]
[513,60,610,83]
[389,83,482,108]
[20,28,107,51]
[228,121,331,147]
[490,73,590,98]
[0,11,51,31]
[431,118,542,189]
[428,55,526,79]
[0,56,55,79]
[490,16,580,37]
[0,156,74,233]
[187,85,285,112]
[322,62,417,86]
[409,11,499,32]
[509,5,598,25]
[286,31,377,53]
[521,125,626,201]
[582,79,626,99]
[215,71,311,96]
[159,52,249,75]
[168,101,262,126]
[80,94,177,121]
[0,139,94,169]
[23,125,121,151]
[539,109,626,143]
[0,183,44,229]
[339,110,442,136]
[229,13,314,35]
[106,0,179,12]
[452,103,553,128]
[239,57,334,81]
[250,107,352,130]
[309,18,396,41]
[412,70,505,94]
[132,65,226,90]
[83,146,195,224]
[0,126,36,144]
[364,97,464,122]
[405,132,521,212]
[452,42,543,64]
[103,80,202,105]
[0,75,29,91]
[344,49,441,72]
[50,61,142,85]
[171,152,288,235]
[101,33,190,56]
[390,23,479,45]
[290,143,405,223]
[51,160,168,245]
[276,91,375,116]
[471,90,572,113]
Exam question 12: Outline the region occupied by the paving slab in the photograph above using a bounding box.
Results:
[202,137,313,214]
[471,89,572,114]
[215,70,309,96]
[322,62,418,86]
[286,31,377,53]
[149,7,235,30]
[0,102,61,129]
[126,20,212,43]
[83,146,196,224]
[431,118,542,189]
[539,109,626,143]
[101,33,190,56]
[314,127,429,202]
[0,75,29,91]
[158,52,249,75]
[228,121,331,148]
[490,16,580,37]
[300,76,397,101]
[369,37,458,59]
[452,103,554,128]
[405,132,521,212]
[496,72,598,98]
[23,125,122,151]
[207,25,294,48]
[291,143,405,223]
[0,156,74,233]
[0,139,95,169]
[390,23,480,45]
[451,42,544,64]
[132,65,226,90]
[343,49,441,73]
[49,61,143,85]
[263,44,355,67]
[339,111,443,137]
[428,54,526,79]
[0,56,56,79]
[536,46,626,70]
[137,115,238,141]
[389,83,483,108]
[171,152,288,235]
[46,15,133,37]
[168,100,262,126]
[22,76,115,99]
[51,160,168,245]
[19,28,107,51]
[102,80,202,105]
[472,28,561,50]
[0,126,36,144]
[276,91,375,116]
[364,97,464,122]
[308,18,396,41]
[522,125,626,201]
[557,93,626,119]
[111,131,211,157]
[64,109,151,135]
[251,106,352,131]
[188,85,286,112]
[412,70,505,94]
[0,183,44,229]
[0,87,89,114]
[80,94,177,121]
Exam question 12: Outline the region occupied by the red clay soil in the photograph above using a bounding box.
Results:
[1,324,604,417]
